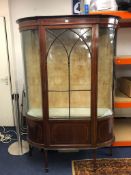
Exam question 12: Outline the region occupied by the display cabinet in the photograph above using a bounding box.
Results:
[17,15,119,171]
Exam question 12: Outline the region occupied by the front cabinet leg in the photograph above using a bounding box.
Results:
[29,144,33,156]
[44,149,48,173]
[109,145,113,156]
[92,148,97,172]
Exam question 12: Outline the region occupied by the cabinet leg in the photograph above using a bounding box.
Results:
[29,144,33,156]
[109,145,113,156]
[92,149,97,172]
[41,148,44,152]
[44,149,48,173]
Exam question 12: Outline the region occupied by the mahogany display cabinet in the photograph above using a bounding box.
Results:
[17,15,119,171]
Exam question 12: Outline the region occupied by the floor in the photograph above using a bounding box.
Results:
[1,124,131,175]
[1,141,131,175]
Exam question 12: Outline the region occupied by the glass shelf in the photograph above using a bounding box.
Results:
[27,107,112,119]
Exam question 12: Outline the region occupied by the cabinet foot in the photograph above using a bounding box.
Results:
[44,149,48,172]
[29,145,33,156]
[109,145,113,156]
[45,168,48,173]
[92,149,97,172]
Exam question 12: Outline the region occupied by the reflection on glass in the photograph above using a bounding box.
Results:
[97,28,115,118]
[47,39,69,91]
[46,28,92,119]
[22,30,42,118]
[70,40,91,90]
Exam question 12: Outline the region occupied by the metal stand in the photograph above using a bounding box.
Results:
[8,93,29,155]
[4,17,29,156]
[8,140,29,155]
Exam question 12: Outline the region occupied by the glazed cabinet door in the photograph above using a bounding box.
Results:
[45,27,92,146]
[46,28,92,119]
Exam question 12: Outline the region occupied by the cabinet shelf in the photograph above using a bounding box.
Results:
[115,56,131,65]
[114,90,131,108]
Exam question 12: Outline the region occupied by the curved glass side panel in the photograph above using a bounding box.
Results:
[97,27,115,118]
[21,30,42,118]
[46,28,92,119]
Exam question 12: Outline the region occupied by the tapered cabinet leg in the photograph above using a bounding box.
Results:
[44,149,48,173]
[29,144,33,156]
[92,149,97,172]
[109,145,113,156]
